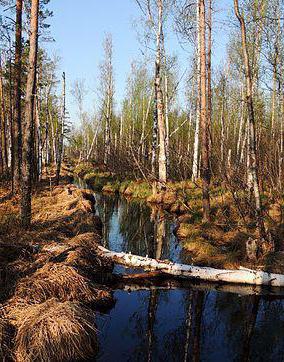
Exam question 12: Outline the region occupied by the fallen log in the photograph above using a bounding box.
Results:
[97,246,284,287]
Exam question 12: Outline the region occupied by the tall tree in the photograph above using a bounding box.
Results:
[155,0,167,184]
[55,71,66,185]
[192,0,201,182]
[234,0,266,239]
[99,34,114,167]
[21,0,40,228]
[199,0,211,222]
[12,0,23,192]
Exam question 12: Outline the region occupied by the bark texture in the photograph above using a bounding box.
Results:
[21,0,39,228]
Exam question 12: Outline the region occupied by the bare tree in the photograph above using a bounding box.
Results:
[234,0,267,240]
[21,0,39,228]
[99,34,114,167]
[55,71,66,185]
[155,0,167,184]
[12,0,23,192]
[199,0,210,222]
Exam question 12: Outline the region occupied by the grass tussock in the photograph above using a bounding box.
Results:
[0,167,115,361]
[15,299,97,362]
[14,263,106,305]
[0,315,10,360]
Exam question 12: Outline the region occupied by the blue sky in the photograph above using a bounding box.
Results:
[46,0,231,125]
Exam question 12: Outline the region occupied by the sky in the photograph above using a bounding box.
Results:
[45,0,232,125]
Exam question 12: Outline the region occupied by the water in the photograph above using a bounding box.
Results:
[74,178,284,361]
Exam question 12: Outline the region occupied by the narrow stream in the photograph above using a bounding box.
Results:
[75,178,284,362]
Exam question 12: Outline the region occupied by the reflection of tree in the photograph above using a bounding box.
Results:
[154,210,166,259]
[93,192,284,361]
[160,290,205,362]
[241,296,260,362]
[249,298,284,361]
[184,291,193,362]
[95,193,119,248]
[119,199,154,256]
[192,291,204,362]
[147,290,159,362]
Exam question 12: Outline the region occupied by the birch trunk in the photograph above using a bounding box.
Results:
[97,245,284,287]
[155,0,167,184]
[234,0,266,239]
[56,72,66,185]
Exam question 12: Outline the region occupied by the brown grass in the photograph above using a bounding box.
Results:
[15,299,97,362]
[13,263,108,305]
[0,315,10,360]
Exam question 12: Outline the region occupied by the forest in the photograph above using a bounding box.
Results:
[0,0,284,361]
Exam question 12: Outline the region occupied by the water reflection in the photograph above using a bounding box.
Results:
[96,289,284,362]
[94,193,184,263]
[73,179,284,362]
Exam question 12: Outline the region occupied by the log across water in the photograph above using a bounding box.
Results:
[98,245,284,288]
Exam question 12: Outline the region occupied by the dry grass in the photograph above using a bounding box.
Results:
[0,315,10,360]
[15,299,97,362]
[0,169,115,361]
[13,263,106,305]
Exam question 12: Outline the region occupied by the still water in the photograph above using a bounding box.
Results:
[75,179,284,361]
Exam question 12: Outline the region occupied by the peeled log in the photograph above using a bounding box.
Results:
[97,246,284,287]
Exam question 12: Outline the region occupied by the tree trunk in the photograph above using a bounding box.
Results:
[12,0,23,192]
[199,0,211,222]
[56,72,66,185]
[20,0,39,228]
[234,0,266,240]
[0,61,8,172]
[192,0,201,182]
[155,0,167,184]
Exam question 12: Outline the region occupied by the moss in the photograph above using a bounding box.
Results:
[121,181,151,199]
[74,163,94,177]
[102,181,121,194]
[119,180,131,194]
[83,172,115,192]
[176,223,202,239]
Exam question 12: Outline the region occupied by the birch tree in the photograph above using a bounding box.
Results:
[234,0,267,241]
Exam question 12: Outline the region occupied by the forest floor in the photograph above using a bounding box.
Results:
[75,162,284,273]
[0,168,115,361]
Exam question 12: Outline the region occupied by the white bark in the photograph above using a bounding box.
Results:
[98,246,284,287]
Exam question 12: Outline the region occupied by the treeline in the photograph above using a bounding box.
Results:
[68,0,284,242]
[0,0,68,227]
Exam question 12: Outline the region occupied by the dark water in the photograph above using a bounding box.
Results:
[74,178,284,362]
